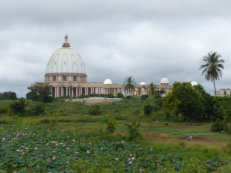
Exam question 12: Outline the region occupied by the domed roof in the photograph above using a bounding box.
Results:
[160,77,169,84]
[104,78,112,84]
[45,34,86,74]
[191,81,198,86]
[139,81,146,85]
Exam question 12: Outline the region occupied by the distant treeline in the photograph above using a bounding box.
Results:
[0,91,17,100]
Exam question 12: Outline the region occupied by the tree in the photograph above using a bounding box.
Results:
[10,98,26,114]
[148,82,156,97]
[148,82,156,111]
[124,76,135,96]
[26,83,53,102]
[0,91,17,100]
[124,76,135,105]
[200,51,225,96]
[163,82,205,121]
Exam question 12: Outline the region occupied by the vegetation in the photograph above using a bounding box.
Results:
[0,91,17,100]
[144,104,153,115]
[26,83,53,102]
[163,82,216,121]
[9,98,27,115]
[1,125,227,172]
[200,51,225,96]
[124,76,135,96]
[2,87,231,171]
[88,105,101,115]
[101,115,118,133]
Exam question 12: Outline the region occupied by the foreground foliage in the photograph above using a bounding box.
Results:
[0,125,227,172]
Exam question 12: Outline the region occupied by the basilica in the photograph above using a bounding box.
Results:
[42,34,172,97]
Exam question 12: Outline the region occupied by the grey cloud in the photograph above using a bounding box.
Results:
[0,0,231,97]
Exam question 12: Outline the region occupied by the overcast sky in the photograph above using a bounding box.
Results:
[0,0,231,97]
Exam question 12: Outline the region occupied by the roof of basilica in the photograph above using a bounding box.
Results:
[45,34,86,74]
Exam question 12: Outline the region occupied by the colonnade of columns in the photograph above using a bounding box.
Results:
[51,86,124,98]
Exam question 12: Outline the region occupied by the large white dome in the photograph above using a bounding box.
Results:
[46,47,86,74]
[160,77,169,84]
[46,34,86,74]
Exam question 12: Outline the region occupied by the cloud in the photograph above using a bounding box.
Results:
[0,0,231,97]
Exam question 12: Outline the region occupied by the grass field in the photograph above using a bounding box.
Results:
[1,98,231,172]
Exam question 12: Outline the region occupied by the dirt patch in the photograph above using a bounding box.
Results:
[142,133,221,143]
[180,136,221,142]
[143,133,170,141]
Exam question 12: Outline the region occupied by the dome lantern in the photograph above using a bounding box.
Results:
[63,33,70,47]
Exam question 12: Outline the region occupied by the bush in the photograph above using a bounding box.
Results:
[29,103,45,116]
[0,91,17,100]
[107,94,114,98]
[211,121,224,132]
[117,93,123,98]
[144,104,153,115]
[0,107,8,114]
[126,96,132,99]
[9,98,26,114]
[141,95,149,99]
[101,116,118,133]
[126,120,140,141]
[40,119,56,125]
[88,105,101,115]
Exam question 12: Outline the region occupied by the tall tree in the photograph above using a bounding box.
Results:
[200,51,225,96]
[148,82,156,97]
[149,82,156,111]
[124,76,135,96]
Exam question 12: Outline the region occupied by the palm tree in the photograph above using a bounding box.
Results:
[149,82,156,111]
[124,76,135,96]
[148,82,156,97]
[124,76,135,105]
[200,51,225,96]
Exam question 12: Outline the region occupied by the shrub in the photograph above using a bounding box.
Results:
[9,98,26,114]
[117,93,123,98]
[211,121,224,132]
[0,91,17,100]
[40,118,56,125]
[144,104,153,115]
[88,105,101,115]
[126,120,140,141]
[29,103,45,116]
[107,94,114,98]
[133,109,140,115]
[101,116,118,133]
[141,95,149,99]
[0,107,8,114]
[126,96,132,99]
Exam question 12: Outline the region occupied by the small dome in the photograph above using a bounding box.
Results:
[104,78,112,85]
[191,81,198,86]
[160,77,169,84]
[139,82,146,85]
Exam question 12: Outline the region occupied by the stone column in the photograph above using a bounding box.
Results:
[61,87,63,97]
[85,87,88,95]
[57,87,60,97]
